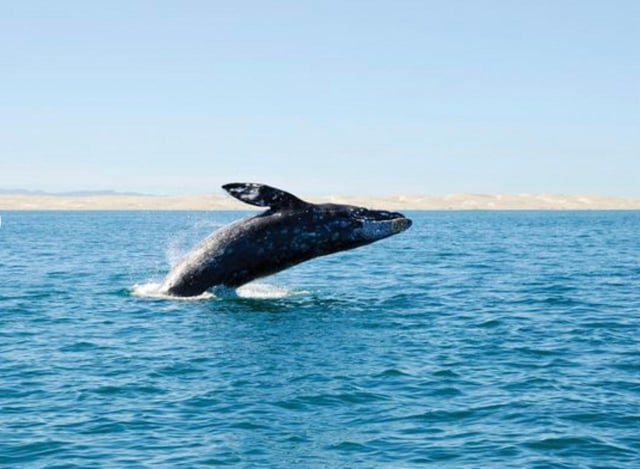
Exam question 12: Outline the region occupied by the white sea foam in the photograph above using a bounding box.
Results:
[131,282,295,301]
[236,283,294,299]
[131,282,214,301]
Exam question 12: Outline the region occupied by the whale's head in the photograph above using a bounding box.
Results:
[311,203,412,251]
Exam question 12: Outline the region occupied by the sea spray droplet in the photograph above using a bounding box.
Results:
[165,220,226,268]
[165,231,193,268]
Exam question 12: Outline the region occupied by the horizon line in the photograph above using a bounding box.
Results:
[3,189,640,198]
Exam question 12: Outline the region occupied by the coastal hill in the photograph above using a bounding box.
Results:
[1,191,640,210]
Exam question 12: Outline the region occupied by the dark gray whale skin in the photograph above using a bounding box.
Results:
[160,183,412,297]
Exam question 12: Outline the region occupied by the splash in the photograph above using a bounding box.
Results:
[131,282,214,301]
[131,282,295,301]
[165,220,225,268]
[236,283,294,299]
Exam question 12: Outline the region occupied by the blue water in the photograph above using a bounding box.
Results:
[1,210,639,467]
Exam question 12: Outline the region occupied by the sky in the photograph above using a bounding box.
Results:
[1,0,638,196]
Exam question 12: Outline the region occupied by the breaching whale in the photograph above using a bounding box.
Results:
[160,183,412,297]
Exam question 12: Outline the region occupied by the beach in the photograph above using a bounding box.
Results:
[1,193,640,210]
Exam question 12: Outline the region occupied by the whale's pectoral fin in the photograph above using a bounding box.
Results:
[222,183,308,209]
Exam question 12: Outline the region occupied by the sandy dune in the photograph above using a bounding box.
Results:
[1,193,640,210]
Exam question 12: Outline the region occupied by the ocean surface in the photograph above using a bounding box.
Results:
[1,210,639,468]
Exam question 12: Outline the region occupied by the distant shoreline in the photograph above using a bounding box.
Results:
[1,193,640,210]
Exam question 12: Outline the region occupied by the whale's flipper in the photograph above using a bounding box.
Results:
[222,183,308,210]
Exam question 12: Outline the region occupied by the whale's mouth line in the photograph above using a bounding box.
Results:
[353,209,408,223]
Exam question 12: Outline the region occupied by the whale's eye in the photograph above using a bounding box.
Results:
[333,207,356,218]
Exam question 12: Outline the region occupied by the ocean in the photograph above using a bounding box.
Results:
[1,210,639,467]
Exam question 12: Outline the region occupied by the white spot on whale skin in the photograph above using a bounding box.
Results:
[246,186,261,200]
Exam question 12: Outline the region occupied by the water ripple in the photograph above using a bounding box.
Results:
[1,211,640,466]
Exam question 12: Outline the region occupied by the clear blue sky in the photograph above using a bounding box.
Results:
[2,1,638,195]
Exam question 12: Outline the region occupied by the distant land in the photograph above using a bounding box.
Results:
[1,190,640,210]
[0,189,145,197]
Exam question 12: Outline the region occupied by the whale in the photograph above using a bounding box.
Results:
[160,183,412,297]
